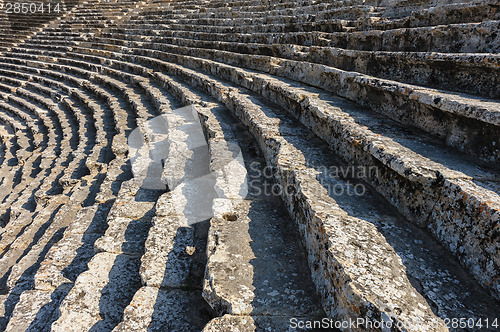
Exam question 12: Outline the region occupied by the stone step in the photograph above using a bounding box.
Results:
[51,181,163,331]
[44,45,500,296]
[151,66,500,329]
[94,31,500,98]
[73,41,500,163]
[2,158,128,331]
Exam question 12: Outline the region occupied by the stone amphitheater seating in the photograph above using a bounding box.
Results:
[0,0,499,330]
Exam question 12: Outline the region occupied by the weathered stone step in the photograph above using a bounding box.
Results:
[50,46,500,296]
[51,181,163,331]
[2,83,101,296]
[0,66,120,240]
[2,158,127,331]
[96,31,499,98]
[73,41,500,164]
[152,67,500,329]
[33,37,498,268]
[0,113,29,198]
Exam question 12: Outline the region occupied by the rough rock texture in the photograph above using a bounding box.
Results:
[0,0,499,331]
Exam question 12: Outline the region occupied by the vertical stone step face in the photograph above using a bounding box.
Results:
[51,181,163,332]
[148,70,500,329]
[2,158,125,331]
[162,88,327,326]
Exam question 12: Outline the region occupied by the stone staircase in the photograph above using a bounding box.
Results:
[0,0,498,330]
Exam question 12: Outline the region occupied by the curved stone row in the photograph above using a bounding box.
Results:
[0,0,498,331]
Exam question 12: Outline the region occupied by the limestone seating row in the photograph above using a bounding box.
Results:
[83,30,500,98]
[136,54,500,328]
[0,87,67,184]
[0,36,370,330]
[164,0,385,14]
[0,0,494,326]
[0,98,35,158]
[9,35,498,302]
[112,83,215,331]
[0,96,35,164]
[0,48,182,210]
[50,184,161,331]
[14,80,90,193]
[24,44,500,300]
[0,64,168,330]
[138,5,497,32]
[70,39,500,163]
[0,0,82,53]
[127,1,499,32]
[114,18,500,53]
[0,112,30,214]
[145,4,376,22]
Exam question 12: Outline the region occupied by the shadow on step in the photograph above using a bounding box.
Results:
[25,202,114,332]
[0,228,66,331]
[278,127,500,322]
[247,199,331,330]
[148,220,215,331]
[89,189,161,332]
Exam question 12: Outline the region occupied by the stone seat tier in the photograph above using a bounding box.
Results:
[66,39,500,162]
[140,57,500,328]
[112,19,500,53]
[90,31,500,98]
[126,0,499,32]
[8,40,499,301]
